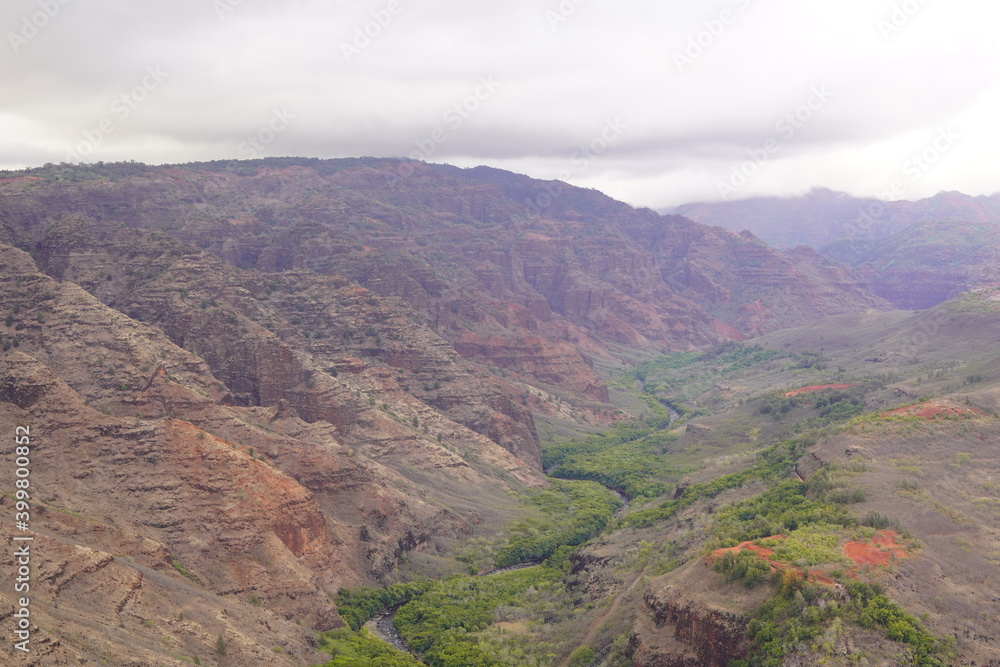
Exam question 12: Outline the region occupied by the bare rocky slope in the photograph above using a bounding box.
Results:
[0,238,547,665]
[0,159,889,406]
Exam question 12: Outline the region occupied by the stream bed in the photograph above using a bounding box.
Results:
[365,405,680,658]
[365,560,543,655]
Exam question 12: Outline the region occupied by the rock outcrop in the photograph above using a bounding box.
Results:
[628,561,769,667]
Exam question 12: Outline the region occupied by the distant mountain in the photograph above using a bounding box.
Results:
[821,219,1000,309]
[671,187,1000,249]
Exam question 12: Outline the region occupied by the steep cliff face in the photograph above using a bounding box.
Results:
[12,210,544,471]
[627,561,769,667]
[0,241,542,664]
[1,160,889,413]
[629,594,751,666]
[0,352,339,665]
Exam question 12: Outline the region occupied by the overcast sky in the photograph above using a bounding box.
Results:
[2,0,999,208]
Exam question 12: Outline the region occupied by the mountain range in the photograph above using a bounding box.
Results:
[671,188,1000,309]
[671,187,1000,250]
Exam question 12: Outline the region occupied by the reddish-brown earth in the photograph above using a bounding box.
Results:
[708,536,836,587]
[843,530,908,568]
[709,537,783,562]
[882,399,987,420]
[709,530,910,585]
[0,240,542,665]
[0,159,894,664]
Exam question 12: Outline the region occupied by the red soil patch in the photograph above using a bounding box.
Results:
[710,537,782,562]
[844,530,908,567]
[882,399,986,420]
[785,384,852,397]
[709,530,910,586]
[708,536,837,586]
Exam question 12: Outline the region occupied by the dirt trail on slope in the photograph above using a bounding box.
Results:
[558,565,649,667]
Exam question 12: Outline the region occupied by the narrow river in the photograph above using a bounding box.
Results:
[366,405,679,657]
[365,560,543,655]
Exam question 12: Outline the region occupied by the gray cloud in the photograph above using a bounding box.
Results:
[3,0,999,207]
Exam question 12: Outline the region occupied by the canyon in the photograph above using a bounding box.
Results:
[0,160,996,665]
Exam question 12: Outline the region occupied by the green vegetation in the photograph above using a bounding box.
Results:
[0,160,151,183]
[333,554,602,667]
[565,646,595,666]
[621,437,811,529]
[632,343,788,406]
[759,524,852,568]
[494,479,621,568]
[542,413,678,498]
[757,379,888,431]
[733,577,951,667]
[324,332,968,666]
[333,480,621,666]
[394,565,572,667]
[712,549,772,588]
[317,629,422,667]
[170,556,198,584]
[703,469,949,666]
[949,286,1000,313]
[337,581,437,631]
[708,479,854,545]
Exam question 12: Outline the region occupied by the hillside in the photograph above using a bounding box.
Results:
[820,220,1000,309]
[0,160,888,407]
[601,287,1000,666]
[0,238,543,664]
[672,187,1000,250]
[276,284,1000,667]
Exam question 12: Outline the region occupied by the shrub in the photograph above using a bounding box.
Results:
[567,645,596,666]
[713,550,772,588]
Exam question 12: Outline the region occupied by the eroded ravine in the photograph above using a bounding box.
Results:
[365,561,543,659]
[366,406,679,660]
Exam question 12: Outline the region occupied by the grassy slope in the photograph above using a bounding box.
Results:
[323,287,1000,666]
